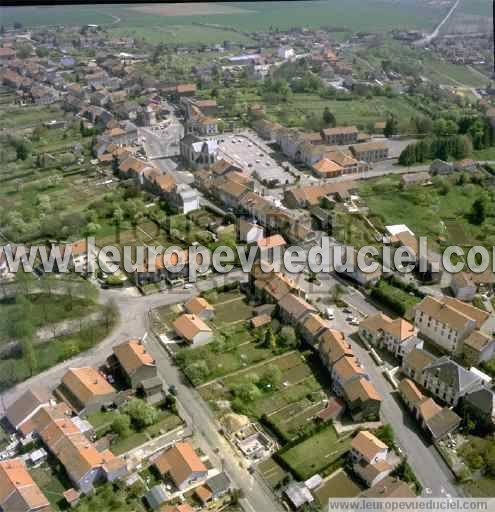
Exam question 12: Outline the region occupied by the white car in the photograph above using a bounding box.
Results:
[184,283,193,289]
[325,308,335,320]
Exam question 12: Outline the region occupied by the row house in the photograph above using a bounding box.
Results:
[252,119,283,141]
[277,292,316,326]
[399,378,461,441]
[413,296,491,355]
[0,458,50,512]
[350,142,389,163]
[27,404,126,494]
[350,431,392,487]
[358,313,422,358]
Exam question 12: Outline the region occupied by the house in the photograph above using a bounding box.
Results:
[335,247,382,287]
[58,239,93,273]
[462,387,495,428]
[416,357,483,406]
[358,314,422,358]
[450,272,477,302]
[354,458,394,488]
[204,472,231,500]
[60,367,116,415]
[360,477,416,498]
[239,218,265,244]
[277,47,295,60]
[0,458,50,512]
[321,126,358,145]
[113,339,157,390]
[184,297,215,320]
[284,481,314,510]
[278,293,316,325]
[5,388,52,432]
[402,348,436,382]
[300,313,332,346]
[399,379,461,440]
[251,314,272,330]
[400,172,430,188]
[312,158,344,178]
[173,183,201,214]
[173,314,213,345]
[253,119,282,141]
[29,405,126,494]
[318,397,345,422]
[430,159,454,175]
[332,355,367,396]
[343,377,382,421]
[454,159,477,172]
[413,296,490,354]
[463,330,495,366]
[350,431,388,465]
[257,234,287,261]
[0,47,16,64]
[162,505,193,512]
[284,180,356,209]
[154,442,208,490]
[254,271,304,303]
[319,329,353,368]
[175,83,197,98]
[350,142,389,163]
[145,484,169,510]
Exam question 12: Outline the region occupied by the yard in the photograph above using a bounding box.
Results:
[31,459,72,511]
[314,470,362,505]
[257,457,289,490]
[278,424,352,480]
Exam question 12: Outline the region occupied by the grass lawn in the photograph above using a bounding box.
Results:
[257,457,289,490]
[359,175,495,249]
[371,280,421,318]
[314,470,362,504]
[31,461,71,511]
[473,147,495,161]
[213,296,253,326]
[111,431,148,455]
[464,478,495,498]
[267,94,421,130]
[278,424,351,480]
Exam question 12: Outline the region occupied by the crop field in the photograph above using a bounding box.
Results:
[3,1,443,36]
[257,457,289,489]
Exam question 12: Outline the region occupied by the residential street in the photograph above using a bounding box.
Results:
[145,333,284,512]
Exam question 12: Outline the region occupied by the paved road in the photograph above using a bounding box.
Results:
[145,333,284,512]
[0,271,246,416]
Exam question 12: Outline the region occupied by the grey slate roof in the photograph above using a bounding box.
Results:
[464,387,495,416]
[145,484,169,510]
[206,471,231,495]
[423,357,482,393]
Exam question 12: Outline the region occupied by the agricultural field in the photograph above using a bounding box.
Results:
[2,1,444,34]
[358,174,495,250]
[278,423,352,480]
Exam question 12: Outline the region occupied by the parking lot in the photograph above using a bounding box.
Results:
[217,134,297,186]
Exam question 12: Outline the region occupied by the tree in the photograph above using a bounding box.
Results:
[258,365,282,390]
[398,144,416,166]
[21,336,37,376]
[111,413,132,438]
[322,107,336,128]
[15,140,30,161]
[102,299,119,330]
[113,207,124,243]
[124,398,159,430]
[384,116,399,138]
[470,196,488,225]
[263,326,277,349]
[16,43,31,59]
[279,326,298,349]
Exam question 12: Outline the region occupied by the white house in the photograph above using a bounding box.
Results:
[173,314,213,345]
[277,47,295,60]
[350,431,388,465]
[239,218,265,244]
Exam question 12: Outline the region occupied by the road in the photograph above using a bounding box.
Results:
[416,0,461,46]
[145,332,284,512]
[0,271,246,416]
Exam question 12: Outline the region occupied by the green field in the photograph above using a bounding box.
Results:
[258,457,289,489]
[314,470,362,504]
[278,424,352,480]
[267,94,422,131]
[1,1,443,37]
[359,175,495,249]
